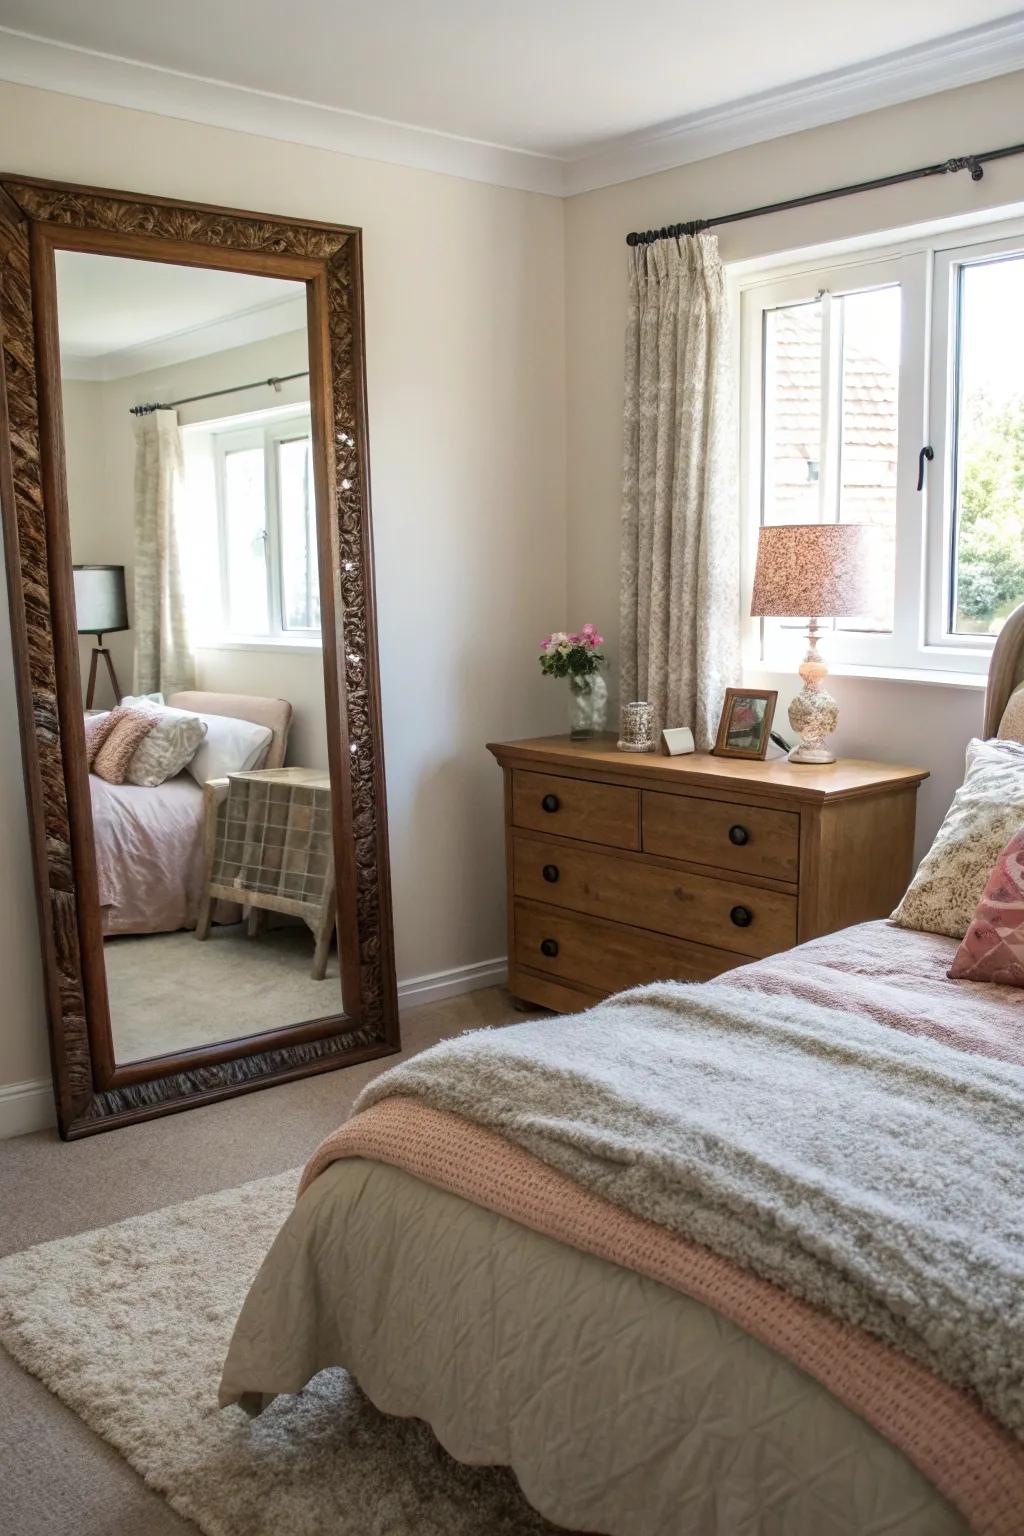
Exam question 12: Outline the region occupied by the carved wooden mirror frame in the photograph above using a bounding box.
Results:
[0,176,399,1138]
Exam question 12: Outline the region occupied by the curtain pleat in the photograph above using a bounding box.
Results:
[620,234,740,748]
[132,409,194,696]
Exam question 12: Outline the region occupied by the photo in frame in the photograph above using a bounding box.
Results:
[712,688,778,760]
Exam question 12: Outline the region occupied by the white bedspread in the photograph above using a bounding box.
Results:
[90,772,205,935]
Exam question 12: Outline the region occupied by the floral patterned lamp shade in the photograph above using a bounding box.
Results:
[750,523,875,619]
[750,523,876,766]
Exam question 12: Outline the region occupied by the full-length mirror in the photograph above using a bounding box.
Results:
[0,177,398,1136]
[59,253,339,1066]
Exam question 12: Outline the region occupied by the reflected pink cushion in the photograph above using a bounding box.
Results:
[948,827,1024,987]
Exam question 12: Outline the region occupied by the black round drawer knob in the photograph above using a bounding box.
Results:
[730,905,753,928]
[542,864,560,883]
[540,938,559,958]
[541,793,560,813]
[728,824,750,846]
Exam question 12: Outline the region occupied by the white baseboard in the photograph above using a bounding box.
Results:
[0,1077,55,1139]
[0,959,507,1138]
[397,956,507,1011]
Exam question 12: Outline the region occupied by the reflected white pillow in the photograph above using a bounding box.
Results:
[187,712,273,784]
[124,704,207,787]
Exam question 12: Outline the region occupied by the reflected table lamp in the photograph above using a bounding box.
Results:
[750,524,875,765]
[73,564,129,709]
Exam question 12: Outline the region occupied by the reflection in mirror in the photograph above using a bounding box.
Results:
[56,251,342,1068]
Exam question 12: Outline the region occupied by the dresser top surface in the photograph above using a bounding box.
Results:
[487,735,929,803]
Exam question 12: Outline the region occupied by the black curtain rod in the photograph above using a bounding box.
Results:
[129,370,310,417]
[625,141,1024,246]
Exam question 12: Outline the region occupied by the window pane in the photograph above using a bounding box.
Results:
[837,286,900,633]
[224,446,268,633]
[278,436,320,631]
[762,300,822,526]
[952,253,1024,636]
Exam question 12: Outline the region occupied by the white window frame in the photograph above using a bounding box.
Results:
[738,213,1024,683]
[201,404,320,648]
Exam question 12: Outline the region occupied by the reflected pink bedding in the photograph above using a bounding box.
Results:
[90,772,205,935]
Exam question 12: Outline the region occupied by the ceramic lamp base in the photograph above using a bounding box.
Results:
[787,619,839,766]
[788,741,836,765]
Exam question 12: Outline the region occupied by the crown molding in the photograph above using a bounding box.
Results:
[1,17,1022,201]
[0,28,565,196]
[565,13,1024,194]
[61,292,309,381]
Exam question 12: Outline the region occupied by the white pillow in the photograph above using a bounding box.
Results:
[891,736,1024,939]
[124,704,207,787]
[187,712,273,784]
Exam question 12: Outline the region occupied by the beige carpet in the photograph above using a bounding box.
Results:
[0,985,544,1536]
[0,1169,559,1536]
[104,924,342,1063]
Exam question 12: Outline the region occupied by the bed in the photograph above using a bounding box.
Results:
[92,690,292,936]
[220,611,1024,1536]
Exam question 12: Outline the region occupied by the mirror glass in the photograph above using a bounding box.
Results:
[56,251,343,1068]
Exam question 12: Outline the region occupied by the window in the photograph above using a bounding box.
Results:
[183,406,320,646]
[741,220,1024,679]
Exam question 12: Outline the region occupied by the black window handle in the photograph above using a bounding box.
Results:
[541,793,560,813]
[730,905,753,928]
[540,938,559,958]
[542,864,560,883]
[728,825,749,846]
[917,445,934,492]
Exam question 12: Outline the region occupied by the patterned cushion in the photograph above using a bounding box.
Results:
[92,709,157,785]
[891,737,1024,939]
[999,684,1024,745]
[125,703,207,787]
[948,828,1024,987]
[84,709,117,768]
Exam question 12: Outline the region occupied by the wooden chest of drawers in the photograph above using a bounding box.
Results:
[488,735,928,1014]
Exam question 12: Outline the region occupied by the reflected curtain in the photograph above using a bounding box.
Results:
[620,233,740,749]
[132,408,194,696]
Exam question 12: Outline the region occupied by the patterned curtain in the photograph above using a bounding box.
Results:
[132,409,194,696]
[620,233,740,749]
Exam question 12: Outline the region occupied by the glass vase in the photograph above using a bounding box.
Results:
[567,672,608,740]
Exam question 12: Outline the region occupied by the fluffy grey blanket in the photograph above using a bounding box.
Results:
[357,980,1024,1437]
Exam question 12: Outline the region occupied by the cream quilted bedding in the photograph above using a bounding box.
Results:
[222,1154,965,1535]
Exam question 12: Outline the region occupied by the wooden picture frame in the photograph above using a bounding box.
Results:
[712,688,778,761]
[0,174,400,1137]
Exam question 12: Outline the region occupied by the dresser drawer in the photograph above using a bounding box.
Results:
[511,770,639,850]
[512,833,796,959]
[514,900,744,994]
[642,791,799,882]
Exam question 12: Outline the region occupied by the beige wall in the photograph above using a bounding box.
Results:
[0,79,567,1099]
[565,69,1024,860]
[3,68,1023,1107]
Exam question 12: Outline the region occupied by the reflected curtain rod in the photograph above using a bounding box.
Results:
[624,140,1024,246]
[129,370,310,417]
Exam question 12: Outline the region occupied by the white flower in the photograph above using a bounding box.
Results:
[550,631,568,645]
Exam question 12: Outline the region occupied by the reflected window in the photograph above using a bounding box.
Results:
[184,405,319,643]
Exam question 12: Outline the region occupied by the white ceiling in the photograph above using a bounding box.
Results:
[2,2,1023,193]
[55,251,306,380]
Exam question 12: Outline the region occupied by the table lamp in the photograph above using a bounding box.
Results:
[750,523,875,765]
[73,564,129,709]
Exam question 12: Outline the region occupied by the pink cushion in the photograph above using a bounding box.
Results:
[92,709,157,785]
[948,827,1024,987]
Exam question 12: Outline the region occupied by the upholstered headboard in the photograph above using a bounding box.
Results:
[166,691,293,769]
[982,600,1024,739]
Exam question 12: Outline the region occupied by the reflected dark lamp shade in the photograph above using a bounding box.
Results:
[73,565,129,636]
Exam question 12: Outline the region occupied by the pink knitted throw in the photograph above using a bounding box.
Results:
[301,1095,1024,1536]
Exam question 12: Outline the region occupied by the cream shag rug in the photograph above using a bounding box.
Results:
[0,1172,559,1536]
